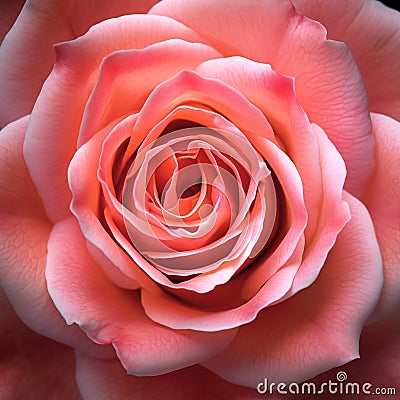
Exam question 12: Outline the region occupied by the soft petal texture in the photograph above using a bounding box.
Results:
[292,0,400,121]
[298,308,400,400]
[68,117,156,291]
[0,0,159,126]
[141,260,300,331]
[201,192,383,387]
[78,39,221,146]
[0,116,112,359]
[362,113,400,320]
[0,0,75,127]
[46,217,238,376]
[76,355,272,400]
[150,0,374,197]
[197,57,350,294]
[0,288,81,400]
[75,309,400,400]
[23,14,206,223]
[63,0,160,36]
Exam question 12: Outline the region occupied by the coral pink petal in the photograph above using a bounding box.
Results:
[0,1,73,126]
[76,356,277,400]
[300,309,400,400]
[292,0,400,121]
[239,138,307,298]
[201,192,383,387]
[151,0,373,197]
[68,118,154,291]
[0,117,111,359]
[287,123,350,294]
[131,69,275,148]
[46,217,238,375]
[141,258,301,331]
[0,289,81,399]
[150,0,296,64]
[0,0,163,126]
[197,57,330,239]
[362,113,400,321]
[22,14,205,223]
[79,39,221,146]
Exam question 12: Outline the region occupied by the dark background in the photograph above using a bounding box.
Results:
[381,1,400,11]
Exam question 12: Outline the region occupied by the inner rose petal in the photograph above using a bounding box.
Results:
[89,99,287,295]
[121,126,276,277]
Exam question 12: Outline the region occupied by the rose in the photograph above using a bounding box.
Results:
[0,1,399,399]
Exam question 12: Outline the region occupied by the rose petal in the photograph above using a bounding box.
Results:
[0,0,160,126]
[78,38,221,146]
[197,56,348,241]
[298,309,400,400]
[141,255,301,331]
[0,116,111,359]
[287,122,350,295]
[69,114,156,291]
[292,0,400,121]
[201,191,383,387]
[76,355,274,400]
[23,14,206,222]
[150,0,374,197]
[0,288,81,400]
[46,217,238,376]
[0,0,73,127]
[150,0,296,64]
[131,69,275,148]
[362,113,400,320]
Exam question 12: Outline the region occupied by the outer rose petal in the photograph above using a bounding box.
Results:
[79,39,221,146]
[23,14,206,223]
[0,0,159,126]
[46,217,238,376]
[201,192,383,387]
[76,311,400,399]
[0,0,74,127]
[298,309,400,400]
[150,0,374,197]
[75,355,272,400]
[362,113,400,320]
[0,289,81,400]
[0,116,112,359]
[292,0,400,121]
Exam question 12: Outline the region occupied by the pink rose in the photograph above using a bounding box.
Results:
[0,0,399,399]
